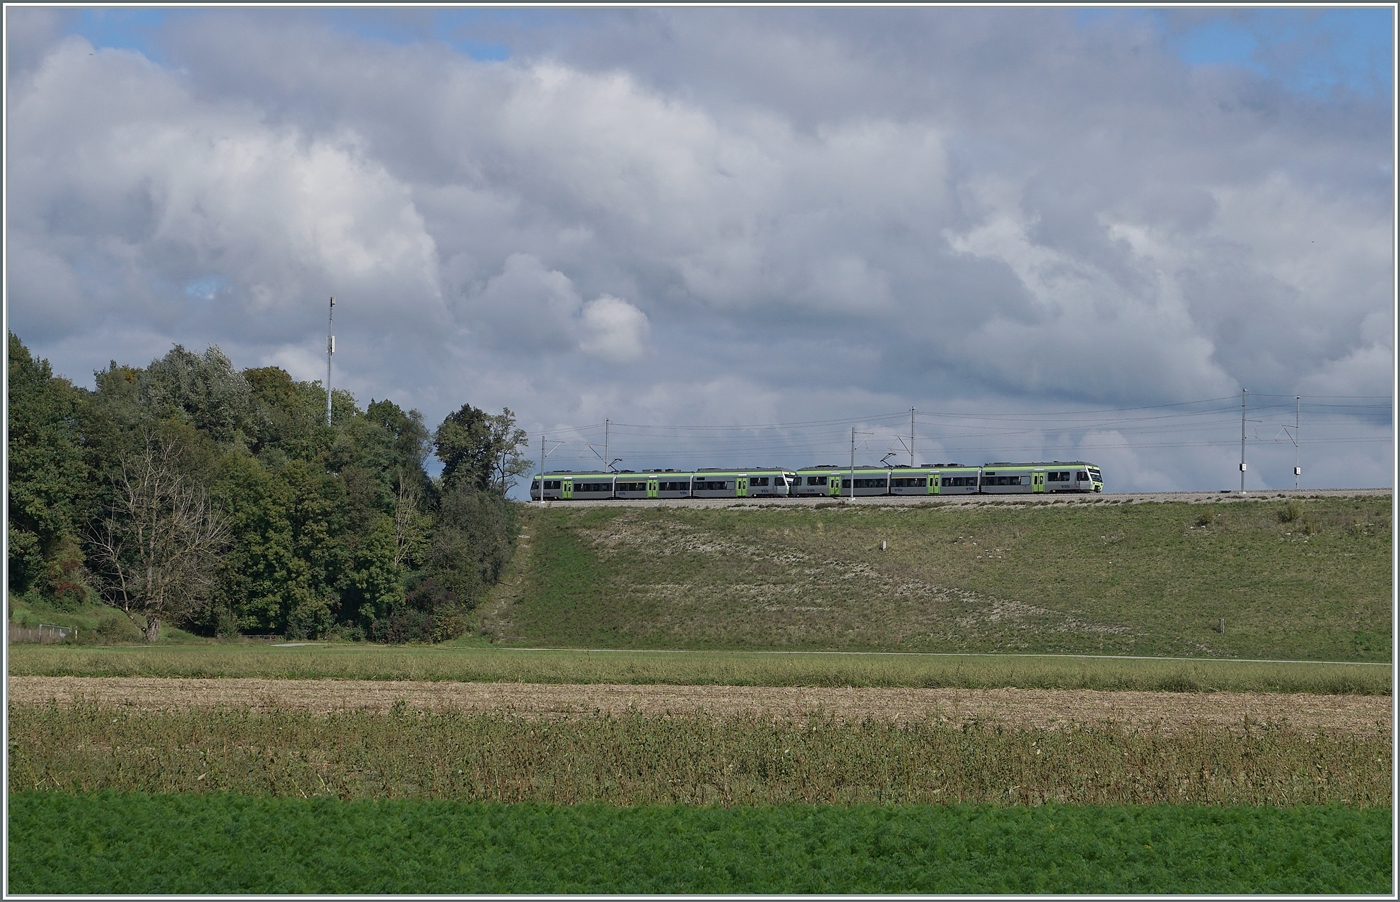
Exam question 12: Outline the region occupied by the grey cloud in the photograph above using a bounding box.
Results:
[6,8,1390,492]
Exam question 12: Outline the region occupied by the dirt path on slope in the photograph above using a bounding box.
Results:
[9,676,1391,736]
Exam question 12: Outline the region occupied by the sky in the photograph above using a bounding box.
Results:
[5,5,1395,494]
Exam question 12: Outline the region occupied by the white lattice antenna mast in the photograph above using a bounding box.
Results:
[326,296,336,427]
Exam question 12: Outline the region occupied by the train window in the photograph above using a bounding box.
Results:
[752,477,769,486]
[808,476,826,486]
[1077,472,1088,481]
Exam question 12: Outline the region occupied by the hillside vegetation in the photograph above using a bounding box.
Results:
[481,496,1391,662]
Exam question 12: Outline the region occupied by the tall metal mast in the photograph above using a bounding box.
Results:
[910,408,916,467]
[1239,388,1247,493]
[326,297,335,427]
[1294,396,1301,489]
[850,427,856,498]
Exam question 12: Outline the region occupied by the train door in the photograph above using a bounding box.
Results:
[929,471,940,495]
[647,477,658,499]
[1032,471,1045,493]
[562,478,574,500]
[737,477,748,498]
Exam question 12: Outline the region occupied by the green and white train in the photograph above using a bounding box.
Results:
[530,462,1103,500]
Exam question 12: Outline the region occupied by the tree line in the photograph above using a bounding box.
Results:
[7,332,530,642]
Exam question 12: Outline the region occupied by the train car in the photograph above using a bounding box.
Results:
[836,467,894,497]
[888,465,936,496]
[978,462,1103,494]
[791,465,843,497]
[690,468,758,499]
[609,470,695,500]
[745,469,799,497]
[976,463,1040,494]
[529,470,615,501]
[931,464,982,495]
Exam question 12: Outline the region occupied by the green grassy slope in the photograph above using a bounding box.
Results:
[483,496,1391,661]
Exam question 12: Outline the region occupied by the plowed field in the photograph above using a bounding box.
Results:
[10,677,1390,735]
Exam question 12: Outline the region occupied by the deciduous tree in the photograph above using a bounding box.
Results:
[86,430,230,642]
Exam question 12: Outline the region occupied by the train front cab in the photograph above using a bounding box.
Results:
[1044,463,1104,493]
[531,473,568,501]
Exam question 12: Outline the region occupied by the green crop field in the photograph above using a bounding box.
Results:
[481,496,1391,661]
[10,793,1390,894]
[8,642,1391,694]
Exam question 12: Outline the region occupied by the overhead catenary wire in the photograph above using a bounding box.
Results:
[531,393,1390,473]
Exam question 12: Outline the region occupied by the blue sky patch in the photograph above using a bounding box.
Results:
[184,276,226,302]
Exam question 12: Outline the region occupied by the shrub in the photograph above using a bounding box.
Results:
[95,612,144,645]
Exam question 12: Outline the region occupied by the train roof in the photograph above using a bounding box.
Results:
[983,461,1098,468]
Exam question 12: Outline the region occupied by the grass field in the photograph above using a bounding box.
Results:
[482,496,1391,661]
[8,643,1390,694]
[10,793,1390,894]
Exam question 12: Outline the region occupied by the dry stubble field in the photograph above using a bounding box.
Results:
[11,675,1392,736]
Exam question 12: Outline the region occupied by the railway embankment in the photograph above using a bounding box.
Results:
[480,494,1392,663]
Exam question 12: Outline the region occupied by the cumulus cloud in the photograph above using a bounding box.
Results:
[579,295,650,364]
[5,8,1391,490]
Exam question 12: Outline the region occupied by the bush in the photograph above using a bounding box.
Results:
[95,612,144,645]
[1279,501,1302,524]
[369,604,470,645]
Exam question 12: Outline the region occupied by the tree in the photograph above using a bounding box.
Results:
[141,345,258,448]
[86,431,230,642]
[434,403,494,491]
[434,404,530,494]
[7,332,91,599]
[485,408,531,495]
